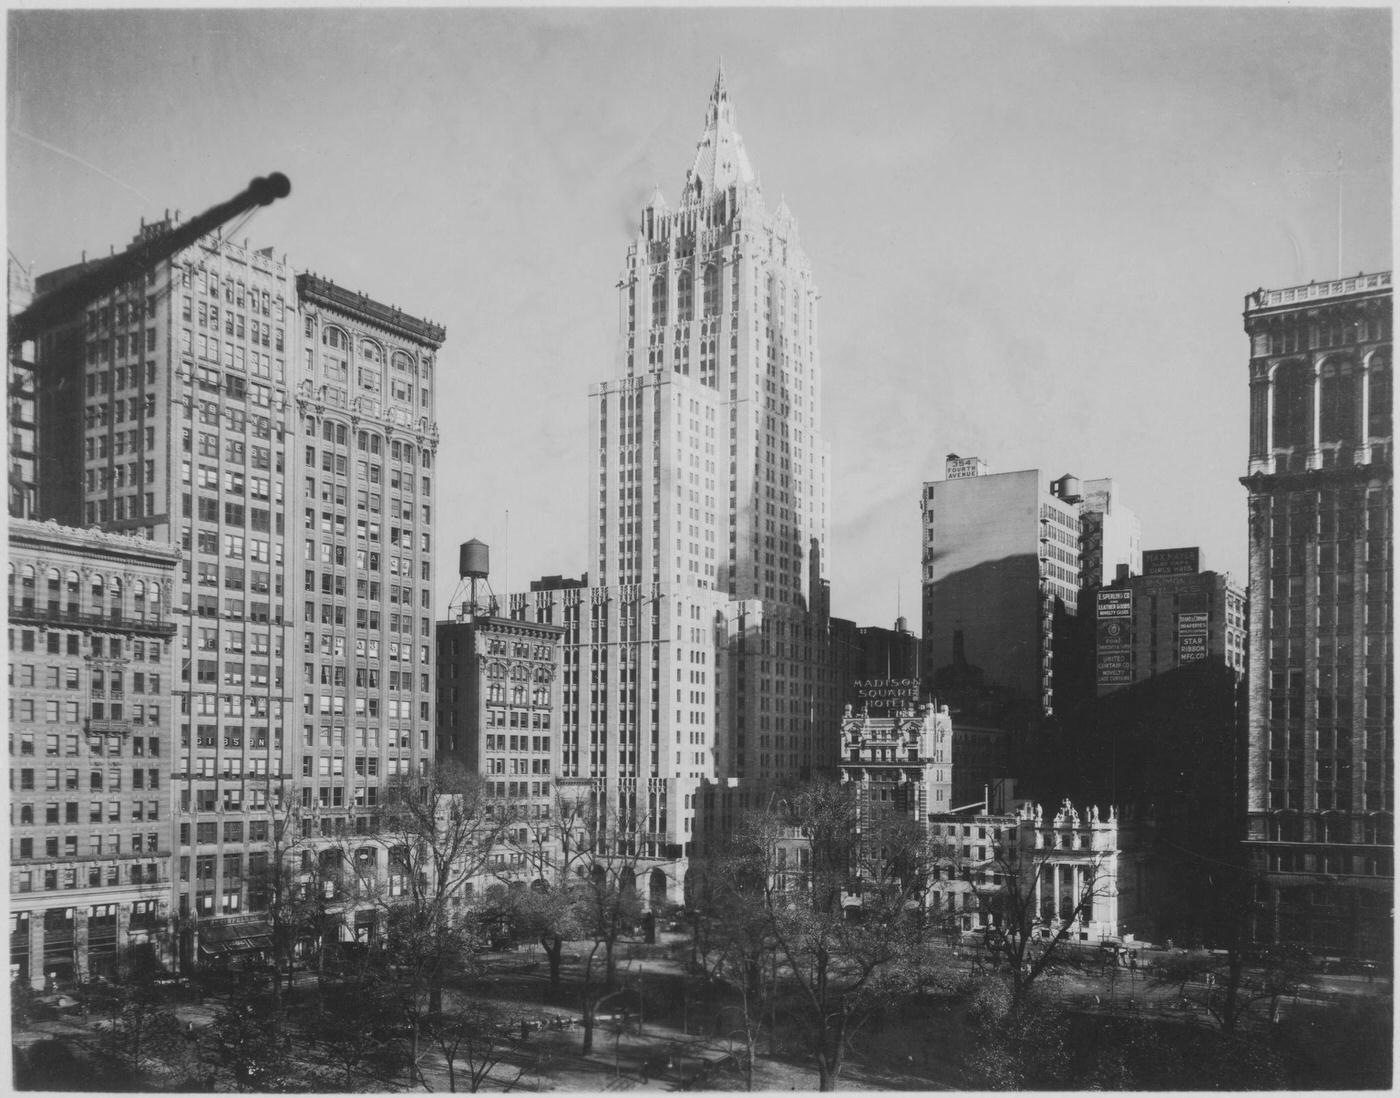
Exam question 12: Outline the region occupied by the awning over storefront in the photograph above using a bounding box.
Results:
[197,919,273,957]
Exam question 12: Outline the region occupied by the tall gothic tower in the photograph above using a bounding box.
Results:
[512,70,844,895]
[592,65,831,609]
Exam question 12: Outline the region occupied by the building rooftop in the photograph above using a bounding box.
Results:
[296,273,445,348]
[1245,271,1391,313]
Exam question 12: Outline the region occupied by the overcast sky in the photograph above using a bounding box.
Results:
[8,6,1392,627]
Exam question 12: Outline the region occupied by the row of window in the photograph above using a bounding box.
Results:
[11,734,160,758]
[14,863,160,893]
[16,831,162,859]
[1266,355,1392,449]
[12,768,159,792]
[9,567,165,619]
[14,800,161,826]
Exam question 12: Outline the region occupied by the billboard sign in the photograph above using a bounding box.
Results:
[1097,590,1133,619]
[851,678,920,713]
[945,457,985,480]
[1179,636,1208,663]
[1097,653,1133,685]
[1178,612,1209,665]
[1097,590,1133,685]
[1143,547,1201,577]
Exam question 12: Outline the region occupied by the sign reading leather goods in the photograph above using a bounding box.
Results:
[1096,590,1133,685]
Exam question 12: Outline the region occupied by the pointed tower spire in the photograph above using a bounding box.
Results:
[682,63,755,208]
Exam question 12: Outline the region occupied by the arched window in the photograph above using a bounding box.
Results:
[46,568,61,611]
[1272,359,1312,449]
[65,571,79,613]
[1368,353,1392,440]
[108,576,123,615]
[321,326,349,380]
[677,270,693,323]
[511,685,526,705]
[132,580,146,617]
[19,564,35,610]
[360,339,383,364]
[89,573,103,610]
[1319,357,1359,444]
[651,276,668,328]
[393,352,415,377]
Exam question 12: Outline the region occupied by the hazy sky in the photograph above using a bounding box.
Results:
[8,6,1392,628]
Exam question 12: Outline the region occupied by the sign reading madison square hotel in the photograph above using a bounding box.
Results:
[852,678,922,713]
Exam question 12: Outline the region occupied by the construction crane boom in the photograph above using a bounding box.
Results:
[10,172,291,346]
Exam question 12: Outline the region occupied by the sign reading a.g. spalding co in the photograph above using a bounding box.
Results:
[852,678,920,712]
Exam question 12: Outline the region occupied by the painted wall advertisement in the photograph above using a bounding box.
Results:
[1096,589,1133,685]
[1177,611,1209,665]
[1143,546,1201,576]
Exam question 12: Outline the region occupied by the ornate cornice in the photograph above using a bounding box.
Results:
[9,518,181,566]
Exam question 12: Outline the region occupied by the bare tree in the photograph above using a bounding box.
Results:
[304,972,410,1090]
[246,799,363,1002]
[503,787,595,987]
[87,944,194,1087]
[373,760,515,1086]
[1152,944,1308,1033]
[547,781,657,1056]
[968,808,1117,1004]
[759,782,936,1091]
[688,818,781,1091]
[427,1002,537,1093]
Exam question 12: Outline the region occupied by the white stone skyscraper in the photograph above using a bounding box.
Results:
[512,69,844,893]
[594,64,830,609]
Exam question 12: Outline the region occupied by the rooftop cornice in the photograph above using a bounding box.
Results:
[1244,272,1391,315]
[9,518,181,565]
[296,274,446,349]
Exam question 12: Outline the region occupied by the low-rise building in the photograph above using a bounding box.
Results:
[929,801,1153,944]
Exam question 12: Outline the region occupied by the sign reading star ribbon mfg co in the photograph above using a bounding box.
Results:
[1177,611,1209,665]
